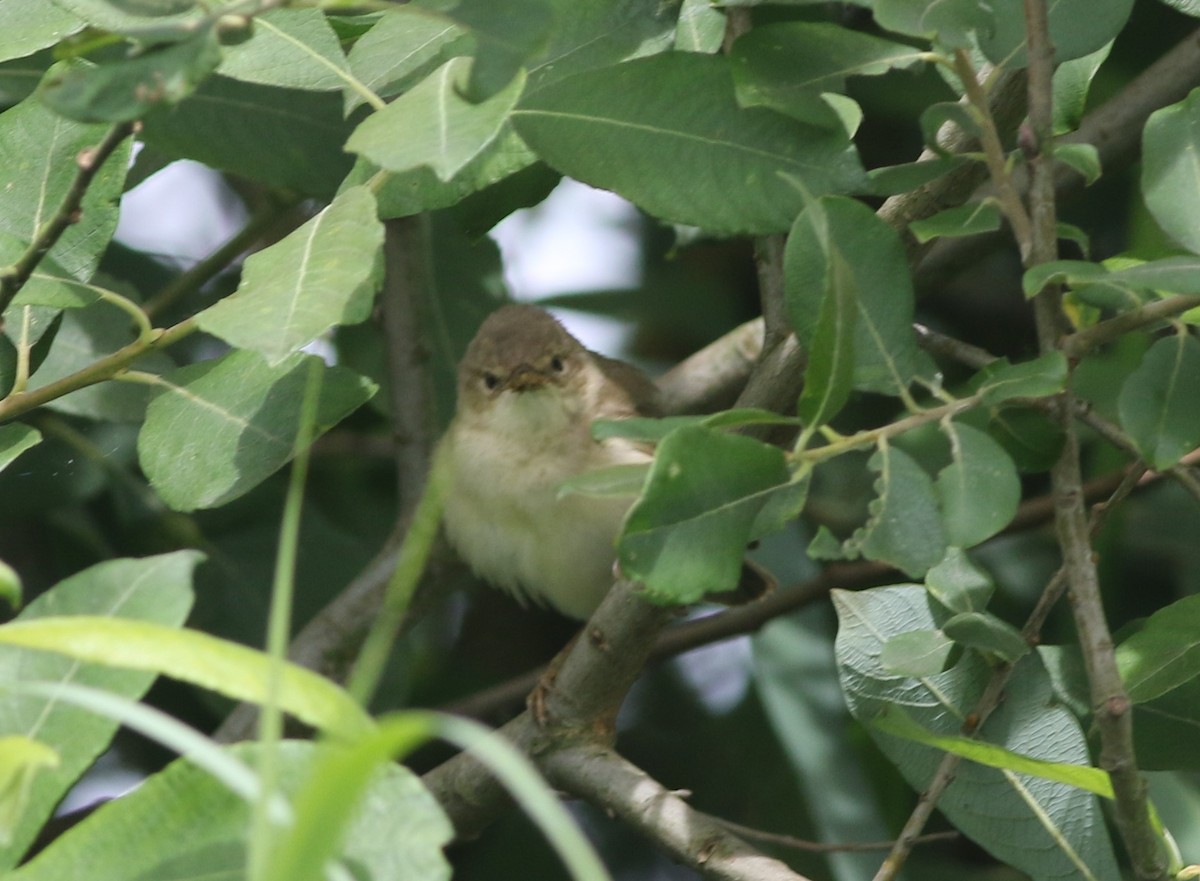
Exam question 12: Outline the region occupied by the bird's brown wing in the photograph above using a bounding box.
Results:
[591,352,665,418]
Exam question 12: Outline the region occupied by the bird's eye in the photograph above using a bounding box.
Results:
[483,372,500,390]
[549,356,565,373]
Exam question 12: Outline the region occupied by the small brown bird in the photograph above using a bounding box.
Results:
[440,304,661,620]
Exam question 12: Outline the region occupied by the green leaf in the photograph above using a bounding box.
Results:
[675,0,724,53]
[345,7,465,110]
[796,248,856,428]
[0,1,82,62]
[1143,87,1200,255]
[9,742,450,881]
[880,629,954,677]
[362,125,539,217]
[267,714,609,881]
[1118,593,1200,703]
[1053,43,1112,135]
[833,586,1120,881]
[513,53,867,235]
[985,406,1065,472]
[27,300,175,422]
[785,195,931,394]
[436,0,551,101]
[730,23,926,126]
[197,187,383,364]
[0,424,40,474]
[592,408,803,443]
[935,421,1021,547]
[942,611,1029,663]
[918,101,980,153]
[137,351,376,511]
[0,552,199,870]
[0,560,19,610]
[870,706,1112,798]
[140,75,354,199]
[0,97,128,280]
[38,29,222,123]
[618,426,796,604]
[925,547,994,614]
[1117,333,1200,469]
[976,352,1068,405]
[556,462,649,499]
[46,0,203,42]
[0,617,372,740]
[0,737,58,847]
[978,0,1132,66]
[1053,142,1102,185]
[347,57,525,181]
[908,201,1001,243]
[872,0,991,49]
[218,9,350,92]
[867,155,965,196]
[846,445,946,578]
[1132,673,1200,771]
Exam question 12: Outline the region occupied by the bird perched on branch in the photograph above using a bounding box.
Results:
[441,304,661,620]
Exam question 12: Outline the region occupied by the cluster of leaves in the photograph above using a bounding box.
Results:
[4,0,1200,879]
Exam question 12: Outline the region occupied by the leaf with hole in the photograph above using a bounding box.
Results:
[935,421,1021,547]
[844,445,946,578]
[619,426,803,604]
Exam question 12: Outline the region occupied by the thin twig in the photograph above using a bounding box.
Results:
[1062,294,1200,359]
[711,818,958,854]
[0,121,136,316]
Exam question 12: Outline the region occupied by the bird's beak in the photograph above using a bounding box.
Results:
[505,364,551,392]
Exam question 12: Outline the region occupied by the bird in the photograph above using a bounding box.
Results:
[440,304,662,621]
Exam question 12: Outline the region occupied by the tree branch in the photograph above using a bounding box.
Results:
[544,744,814,881]
[0,122,135,317]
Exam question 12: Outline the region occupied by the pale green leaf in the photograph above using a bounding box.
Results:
[935,422,1021,547]
[0,737,57,847]
[0,561,18,610]
[925,546,994,614]
[833,585,1120,880]
[1143,87,1200,255]
[880,629,953,677]
[867,156,965,196]
[979,0,1132,66]
[845,445,946,578]
[0,424,40,474]
[137,351,376,511]
[0,552,199,870]
[218,9,350,92]
[347,57,526,182]
[197,186,384,364]
[0,617,371,739]
[514,53,867,235]
[1117,333,1200,469]
[45,0,202,41]
[592,409,803,443]
[9,742,449,881]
